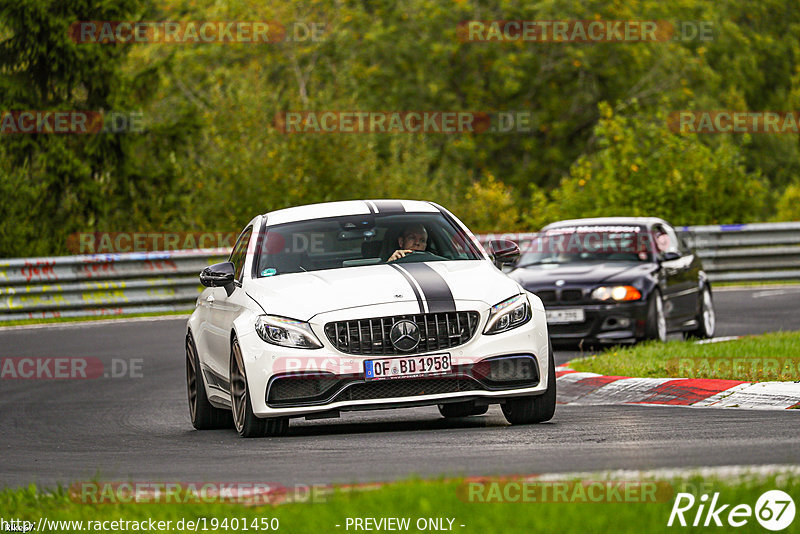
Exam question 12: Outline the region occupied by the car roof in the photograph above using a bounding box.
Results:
[264,199,441,226]
[542,216,671,230]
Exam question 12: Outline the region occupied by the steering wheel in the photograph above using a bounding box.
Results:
[392,250,447,263]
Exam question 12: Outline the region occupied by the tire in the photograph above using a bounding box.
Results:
[501,341,556,425]
[186,333,233,430]
[644,290,667,342]
[685,286,715,339]
[230,337,289,438]
[438,401,489,418]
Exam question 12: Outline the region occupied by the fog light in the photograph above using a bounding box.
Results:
[488,357,536,381]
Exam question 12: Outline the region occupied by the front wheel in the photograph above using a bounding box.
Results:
[186,333,232,430]
[685,286,715,339]
[230,337,289,438]
[501,342,556,425]
[644,290,667,342]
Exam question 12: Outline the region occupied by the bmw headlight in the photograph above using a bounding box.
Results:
[591,285,642,301]
[255,315,323,349]
[484,294,531,335]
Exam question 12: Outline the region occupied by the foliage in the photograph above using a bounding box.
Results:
[551,102,769,226]
[774,181,800,221]
[1,0,800,257]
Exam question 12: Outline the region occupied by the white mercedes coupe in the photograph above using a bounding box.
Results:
[186,200,554,437]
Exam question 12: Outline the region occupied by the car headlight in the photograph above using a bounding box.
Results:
[484,294,531,335]
[255,315,323,349]
[591,285,642,301]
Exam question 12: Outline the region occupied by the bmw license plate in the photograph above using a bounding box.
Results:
[364,354,452,381]
[546,308,586,324]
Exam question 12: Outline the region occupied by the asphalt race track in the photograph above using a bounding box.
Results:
[1,287,798,490]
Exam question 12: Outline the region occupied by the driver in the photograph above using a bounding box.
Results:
[388,224,428,262]
[653,227,671,254]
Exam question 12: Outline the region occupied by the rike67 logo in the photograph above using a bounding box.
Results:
[668,490,795,530]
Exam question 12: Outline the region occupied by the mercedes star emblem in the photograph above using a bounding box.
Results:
[389,320,421,352]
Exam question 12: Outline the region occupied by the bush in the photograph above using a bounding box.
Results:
[550,102,769,226]
[774,182,800,221]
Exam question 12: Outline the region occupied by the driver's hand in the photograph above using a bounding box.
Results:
[388,249,413,262]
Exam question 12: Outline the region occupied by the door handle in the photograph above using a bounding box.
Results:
[206,295,215,303]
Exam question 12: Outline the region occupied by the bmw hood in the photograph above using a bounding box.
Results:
[509,262,656,288]
[245,260,521,321]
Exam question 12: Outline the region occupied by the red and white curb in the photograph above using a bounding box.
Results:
[556,367,800,410]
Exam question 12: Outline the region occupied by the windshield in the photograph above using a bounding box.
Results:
[255,212,483,277]
[517,225,653,267]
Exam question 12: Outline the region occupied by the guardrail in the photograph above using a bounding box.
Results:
[0,249,228,321]
[1,222,798,321]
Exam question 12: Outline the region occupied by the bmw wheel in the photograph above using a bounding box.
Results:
[645,290,667,342]
[501,341,556,425]
[230,337,288,438]
[685,286,715,339]
[186,332,232,430]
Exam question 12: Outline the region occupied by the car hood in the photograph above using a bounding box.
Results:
[509,262,656,288]
[245,260,521,321]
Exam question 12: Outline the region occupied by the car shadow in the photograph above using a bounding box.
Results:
[284,414,508,438]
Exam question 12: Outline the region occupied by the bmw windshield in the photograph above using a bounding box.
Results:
[517,225,654,267]
[255,212,483,277]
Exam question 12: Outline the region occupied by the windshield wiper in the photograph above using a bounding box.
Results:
[515,258,561,268]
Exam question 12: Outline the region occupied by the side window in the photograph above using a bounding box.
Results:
[652,224,679,254]
[229,226,253,282]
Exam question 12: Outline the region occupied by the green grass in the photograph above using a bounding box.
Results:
[568,331,800,381]
[0,309,192,328]
[1,475,798,533]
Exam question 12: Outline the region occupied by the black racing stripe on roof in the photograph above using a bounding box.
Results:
[389,264,425,313]
[364,201,376,214]
[398,263,456,313]
[372,200,405,213]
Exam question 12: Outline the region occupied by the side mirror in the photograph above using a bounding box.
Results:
[489,240,521,268]
[200,261,235,295]
[659,251,681,262]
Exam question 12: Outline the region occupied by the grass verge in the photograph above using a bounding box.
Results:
[568,331,800,381]
[1,474,798,533]
[0,310,192,328]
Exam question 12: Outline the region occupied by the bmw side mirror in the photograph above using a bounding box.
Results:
[659,251,681,262]
[489,240,521,268]
[200,261,235,295]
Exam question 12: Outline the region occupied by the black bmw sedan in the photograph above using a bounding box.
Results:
[507,217,715,345]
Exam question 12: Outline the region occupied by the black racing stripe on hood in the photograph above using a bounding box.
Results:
[398,263,456,313]
[372,200,405,213]
[389,264,425,313]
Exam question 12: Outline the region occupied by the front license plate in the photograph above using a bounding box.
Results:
[546,308,586,324]
[364,354,452,381]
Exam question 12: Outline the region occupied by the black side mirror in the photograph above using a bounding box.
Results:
[200,261,235,295]
[660,251,681,262]
[489,240,521,268]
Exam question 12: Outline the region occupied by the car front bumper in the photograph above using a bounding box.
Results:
[236,301,551,419]
[546,300,650,344]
